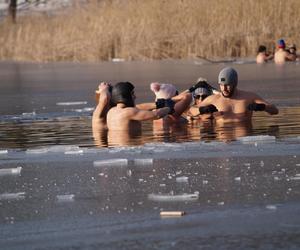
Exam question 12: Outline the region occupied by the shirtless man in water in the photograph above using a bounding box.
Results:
[256,45,273,64]
[106,81,173,131]
[274,39,296,64]
[198,67,278,123]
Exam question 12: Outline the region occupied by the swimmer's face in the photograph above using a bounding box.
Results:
[220,84,235,98]
[194,94,208,105]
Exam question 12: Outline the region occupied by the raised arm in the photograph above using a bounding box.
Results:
[92,82,112,124]
[172,92,192,118]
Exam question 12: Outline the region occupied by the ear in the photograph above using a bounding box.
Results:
[150,82,161,93]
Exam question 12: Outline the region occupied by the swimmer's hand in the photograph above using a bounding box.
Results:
[155,98,166,109]
[155,98,175,114]
[95,82,112,94]
[199,104,218,114]
[165,99,175,114]
[248,103,266,111]
[189,80,211,93]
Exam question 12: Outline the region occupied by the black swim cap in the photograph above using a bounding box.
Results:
[111,82,135,107]
[258,45,267,53]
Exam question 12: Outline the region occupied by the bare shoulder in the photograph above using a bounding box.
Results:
[237,89,268,103]
[200,93,221,106]
[122,107,140,116]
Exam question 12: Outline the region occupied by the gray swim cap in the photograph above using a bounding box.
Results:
[194,87,211,96]
[218,67,238,87]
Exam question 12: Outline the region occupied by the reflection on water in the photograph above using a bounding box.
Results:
[1,61,300,149]
[1,107,300,149]
[1,61,300,249]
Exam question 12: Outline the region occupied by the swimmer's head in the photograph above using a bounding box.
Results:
[111,81,135,107]
[193,86,212,101]
[278,39,286,49]
[257,45,267,53]
[218,67,238,98]
[288,44,297,52]
[150,82,178,100]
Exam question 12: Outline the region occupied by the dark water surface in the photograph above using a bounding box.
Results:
[0,60,300,249]
[0,60,300,148]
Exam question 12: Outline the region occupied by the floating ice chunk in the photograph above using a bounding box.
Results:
[238,135,276,144]
[127,169,132,176]
[153,149,166,153]
[64,150,84,155]
[0,167,22,176]
[218,201,225,206]
[93,159,128,167]
[148,193,199,202]
[290,176,300,181]
[266,205,277,210]
[56,194,75,202]
[234,177,241,181]
[296,164,300,167]
[26,148,48,154]
[0,192,25,201]
[74,109,83,113]
[203,180,208,184]
[56,101,87,106]
[83,107,94,112]
[47,145,80,153]
[176,176,189,183]
[133,158,153,166]
[0,150,8,154]
[22,111,36,117]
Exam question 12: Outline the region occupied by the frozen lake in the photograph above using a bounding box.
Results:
[0,59,300,249]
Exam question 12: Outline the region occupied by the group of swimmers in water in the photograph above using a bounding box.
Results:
[92,67,279,138]
[256,39,298,64]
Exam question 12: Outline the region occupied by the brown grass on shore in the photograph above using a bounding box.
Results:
[0,0,300,62]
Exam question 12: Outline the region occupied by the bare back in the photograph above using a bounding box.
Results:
[274,49,296,64]
[107,106,142,131]
[107,103,170,131]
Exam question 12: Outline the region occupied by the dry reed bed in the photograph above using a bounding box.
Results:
[0,0,300,62]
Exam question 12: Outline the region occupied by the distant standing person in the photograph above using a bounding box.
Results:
[198,67,279,123]
[256,45,273,64]
[274,39,296,64]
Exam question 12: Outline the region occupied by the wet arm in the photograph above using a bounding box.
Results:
[286,52,297,61]
[136,102,156,110]
[172,92,192,118]
[92,90,111,123]
[253,96,279,115]
[131,107,170,121]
